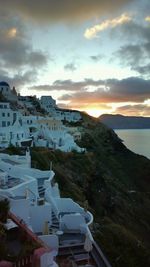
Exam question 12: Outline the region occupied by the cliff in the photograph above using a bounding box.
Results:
[6,113,150,267]
[99,114,150,129]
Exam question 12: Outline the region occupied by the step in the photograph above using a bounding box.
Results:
[52,223,59,226]
[51,220,59,223]
[59,245,85,256]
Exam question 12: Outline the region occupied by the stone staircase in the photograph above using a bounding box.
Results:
[49,211,60,233]
[38,185,45,197]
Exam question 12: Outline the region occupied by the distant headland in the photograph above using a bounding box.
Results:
[99,114,150,129]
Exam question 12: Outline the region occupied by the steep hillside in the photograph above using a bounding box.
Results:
[100,114,150,129]
[28,114,150,267]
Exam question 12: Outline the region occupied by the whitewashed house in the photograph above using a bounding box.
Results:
[0,81,18,102]
[0,118,32,148]
[32,117,84,152]
[0,150,93,243]
[40,96,82,122]
[0,102,33,148]
[40,96,56,113]
[49,108,82,122]
[0,82,83,151]
[0,102,18,127]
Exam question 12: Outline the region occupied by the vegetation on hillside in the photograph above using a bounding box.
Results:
[4,113,150,266]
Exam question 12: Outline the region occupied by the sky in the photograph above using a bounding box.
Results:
[0,0,150,117]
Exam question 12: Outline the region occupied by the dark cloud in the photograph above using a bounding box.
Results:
[1,0,134,23]
[116,43,150,76]
[29,77,150,103]
[64,63,77,72]
[116,44,143,66]
[28,51,48,67]
[57,77,150,103]
[0,13,48,69]
[116,21,150,42]
[0,69,37,92]
[90,54,103,62]
[134,64,150,75]
[114,21,150,76]
[0,11,48,90]
[29,79,106,92]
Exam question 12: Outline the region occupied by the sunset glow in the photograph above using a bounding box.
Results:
[0,1,150,117]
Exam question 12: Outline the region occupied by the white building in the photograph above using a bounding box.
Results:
[0,117,32,148]
[0,102,18,127]
[0,81,18,102]
[49,108,82,122]
[40,96,82,122]
[0,82,83,151]
[40,96,56,112]
[0,151,111,267]
[32,117,84,152]
[0,151,93,240]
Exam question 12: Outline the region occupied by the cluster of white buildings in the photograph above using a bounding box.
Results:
[0,81,84,152]
[0,151,93,267]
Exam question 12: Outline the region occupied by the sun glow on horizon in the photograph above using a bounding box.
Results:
[85,108,111,118]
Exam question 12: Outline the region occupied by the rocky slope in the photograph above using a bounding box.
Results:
[7,113,150,267]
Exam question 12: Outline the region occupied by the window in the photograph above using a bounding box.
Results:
[4,105,7,108]
[2,113,5,117]
[7,122,10,126]
[7,113,10,117]
[2,121,6,127]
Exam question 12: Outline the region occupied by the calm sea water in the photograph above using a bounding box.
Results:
[115,129,150,159]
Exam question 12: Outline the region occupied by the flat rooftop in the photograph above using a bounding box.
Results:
[2,158,20,165]
[0,176,23,189]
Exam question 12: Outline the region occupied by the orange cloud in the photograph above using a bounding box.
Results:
[114,104,150,116]
[7,28,17,38]
[145,16,150,22]
[84,13,132,39]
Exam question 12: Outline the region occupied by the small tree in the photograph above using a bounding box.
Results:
[0,227,7,260]
[0,198,9,260]
[0,198,10,223]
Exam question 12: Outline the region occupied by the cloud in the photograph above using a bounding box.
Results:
[84,13,132,39]
[145,16,150,22]
[0,69,37,91]
[27,77,150,116]
[64,63,77,72]
[0,11,49,90]
[0,14,48,69]
[7,28,17,38]
[1,0,134,23]
[113,21,150,76]
[114,104,150,116]
[29,77,150,103]
[133,64,150,75]
[90,54,103,62]
[116,44,143,66]
[58,102,112,112]
[116,42,150,76]
[28,51,48,67]
[53,77,150,104]
[29,79,105,92]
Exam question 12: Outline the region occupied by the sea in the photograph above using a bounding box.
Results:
[115,129,150,159]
